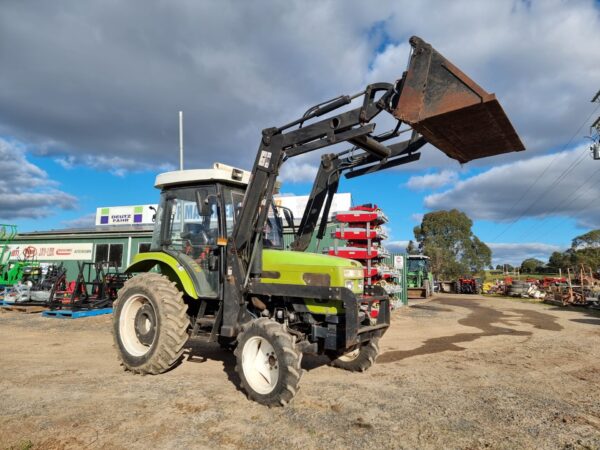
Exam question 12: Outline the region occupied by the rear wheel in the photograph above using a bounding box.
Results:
[234,318,302,406]
[113,273,189,374]
[330,338,380,372]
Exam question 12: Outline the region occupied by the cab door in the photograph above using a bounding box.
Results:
[161,186,221,299]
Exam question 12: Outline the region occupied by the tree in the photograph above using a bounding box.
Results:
[413,209,492,279]
[406,240,418,255]
[548,251,572,271]
[572,229,600,250]
[546,229,600,272]
[520,258,545,274]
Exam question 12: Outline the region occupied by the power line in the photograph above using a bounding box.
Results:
[534,171,600,242]
[493,101,600,240]
[517,163,600,240]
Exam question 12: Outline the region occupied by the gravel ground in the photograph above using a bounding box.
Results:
[1,294,599,450]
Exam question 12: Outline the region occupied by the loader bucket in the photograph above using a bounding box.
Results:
[393,36,525,163]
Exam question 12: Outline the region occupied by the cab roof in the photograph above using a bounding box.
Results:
[155,163,251,189]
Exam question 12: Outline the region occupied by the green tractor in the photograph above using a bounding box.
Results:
[0,224,40,288]
[406,255,434,299]
[113,163,380,406]
[112,36,524,405]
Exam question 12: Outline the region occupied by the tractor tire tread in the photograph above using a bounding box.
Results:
[330,338,380,372]
[113,273,188,375]
[234,318,302,407]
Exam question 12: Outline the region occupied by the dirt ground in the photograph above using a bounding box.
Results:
[1,295,599,450]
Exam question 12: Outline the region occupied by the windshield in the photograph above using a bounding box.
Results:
[151,186,218,253]
[407,258,429,273]
[151,185,284,251]
[222,186,246,236]
[262,202,284,249]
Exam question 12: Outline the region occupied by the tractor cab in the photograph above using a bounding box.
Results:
[145,164,253,298]
[131,163,291,300]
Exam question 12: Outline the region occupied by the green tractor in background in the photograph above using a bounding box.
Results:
[0,224,41,289]
[406,255,434,299]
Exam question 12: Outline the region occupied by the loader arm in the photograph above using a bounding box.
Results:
[220,35,524,337]
[291,134,427,252]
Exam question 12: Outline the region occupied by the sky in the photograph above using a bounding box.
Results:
[1,0,599,266]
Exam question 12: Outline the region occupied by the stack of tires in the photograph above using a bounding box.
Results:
[507,281,529,297]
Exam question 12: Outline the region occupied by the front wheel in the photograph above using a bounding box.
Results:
[234,318,302,406]
[112,273,189,374]
[329,338,380,372]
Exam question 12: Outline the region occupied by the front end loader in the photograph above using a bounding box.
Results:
[112,36,524,406]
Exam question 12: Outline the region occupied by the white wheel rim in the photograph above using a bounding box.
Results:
[242,336,279,395]
[119,294,155,357]
[338,348,360,362]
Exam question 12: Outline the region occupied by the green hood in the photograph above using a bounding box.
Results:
[263,249,362,268]
[261,249,363,291]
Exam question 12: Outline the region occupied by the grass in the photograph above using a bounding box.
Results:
[8,440,33,450]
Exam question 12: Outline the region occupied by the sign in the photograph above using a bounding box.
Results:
[273,193,352,224]
[393,255,404,270]
[96,204,157,226]
[8,243,93,261]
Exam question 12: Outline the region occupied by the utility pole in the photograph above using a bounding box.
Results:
[179,111,184,171]
[591,90,600,160]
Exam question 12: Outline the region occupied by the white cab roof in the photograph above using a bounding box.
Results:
[155,163,251,189]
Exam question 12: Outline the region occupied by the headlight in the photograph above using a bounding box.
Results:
[344,268,363,278]
[357,280,364,291]
[345,280,354,290]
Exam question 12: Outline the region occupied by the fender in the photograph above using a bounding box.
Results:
[126,252,198,299]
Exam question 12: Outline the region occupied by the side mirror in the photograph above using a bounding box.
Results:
[149,206,157,222]
[276,206,295,233]
[195,191,216,217]
[283,208,294,228]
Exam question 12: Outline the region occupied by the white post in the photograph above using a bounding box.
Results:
[179,111,184,171]
[126,236,132,266]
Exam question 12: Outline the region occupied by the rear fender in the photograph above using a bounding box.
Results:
[126,252,198,299]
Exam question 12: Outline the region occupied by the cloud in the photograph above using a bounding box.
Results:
[61,213,97,229]
[487,242,565,266]
[279,161,319,184]
[424,145,600,229]
[0,0,597,177]
[55,154,174,177]
[0,139,77,219]
[411,213,424,223]
[406,170,459,191]
[386,240,409,253]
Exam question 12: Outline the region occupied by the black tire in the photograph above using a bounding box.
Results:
[218,335,237,351]
[329,338,380,372]
[112,273,189,374]
[424,280,432,298]
[234,318,302,407]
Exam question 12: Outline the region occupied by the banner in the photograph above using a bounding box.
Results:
[96,204,157,226]
[8,243,93,261]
